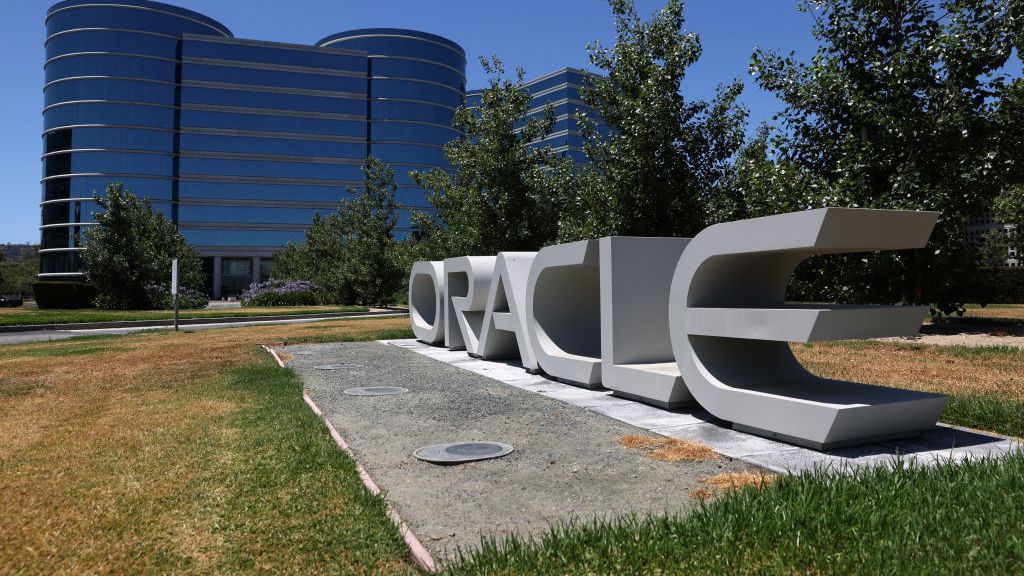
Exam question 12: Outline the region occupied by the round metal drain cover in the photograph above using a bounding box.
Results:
[295,351,314,356]
[413,442,514,464]
[344,386,409,396]
[314,363,361,370]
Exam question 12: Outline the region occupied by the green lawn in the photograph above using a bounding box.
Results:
[0,305,369,326]
[447,453,1024,575]
[2,318,1021,574]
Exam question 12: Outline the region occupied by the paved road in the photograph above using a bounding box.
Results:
[0,312,406,346]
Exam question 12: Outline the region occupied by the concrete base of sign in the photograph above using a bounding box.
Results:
[384,338,1018,474]
[611,385,696,410]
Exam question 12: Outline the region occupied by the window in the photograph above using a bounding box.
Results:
[370,100,455,125]
[325,36,464,70]
[371,79,462,108]
[45,102,176,130]
[180,109,366,137]
[46,53,176,84]
[182,40,366,72]
[46,29,179,60]
[260,258,274,282]
[180,86,365,115]
[45,78,176,107]
[179,133,365,159]
[183,63,366,94]
[47,7,226,39]
[370,59,463,89]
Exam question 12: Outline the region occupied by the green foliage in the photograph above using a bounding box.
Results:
[144,284,209,310]
[273,158,406,307]
[82,183,205,309]
[412,57,567,257]
[446,453,1024,575]
[31,281,97,309]
[0,246,40,298]
[992,184,1023,256]
[241,290,320,308]
[273,212,351,304]
[570,0,747,238]
[341,158,406,307]
[746,0,1019,308]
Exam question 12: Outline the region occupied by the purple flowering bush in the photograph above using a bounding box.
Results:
[240,279,319,307]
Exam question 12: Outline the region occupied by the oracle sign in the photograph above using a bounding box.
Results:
[408,208,949,450]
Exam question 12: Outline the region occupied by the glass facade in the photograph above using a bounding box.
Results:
[466,68,607,165]
[41,1,468,297]
[41,1,600,298]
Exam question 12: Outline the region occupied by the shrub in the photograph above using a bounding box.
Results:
[83,183,205,309]
[240,279,319,307]
[143,282,209,310]
[32,282,97,309]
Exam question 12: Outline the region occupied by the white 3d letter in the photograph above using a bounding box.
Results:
[599,236,693,408]
[409,261,445,344]
[477,252,538,366]
[444,256,495,353]
[526,240,602,387]
[668,208,948,449]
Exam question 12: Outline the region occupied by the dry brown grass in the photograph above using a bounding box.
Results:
[791,340,1024,401]
[617,434,720,462]
[689,470,778,500]
[0,316,412,576]
[964,304,1024,321]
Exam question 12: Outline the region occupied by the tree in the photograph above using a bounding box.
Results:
[412,57,566,257]
[750,0,1018,308]
[342,157,406,307]
[83,183,204,309]
[274,157,406,306]
[575,0,747,238]
[0,247,38,298]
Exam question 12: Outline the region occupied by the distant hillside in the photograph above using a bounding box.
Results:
[1,244,38,263]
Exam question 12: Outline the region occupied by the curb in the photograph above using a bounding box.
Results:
[0,309,406,333]
[261,345,438,573]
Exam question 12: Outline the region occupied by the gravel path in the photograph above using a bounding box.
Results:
[291,341,749,563]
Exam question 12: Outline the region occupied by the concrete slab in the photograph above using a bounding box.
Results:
[385,338,1019,475]
[652,422,792,459]
[293,341,749,563]
[590,402,721,429]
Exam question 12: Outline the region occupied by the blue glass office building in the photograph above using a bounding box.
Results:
[42,1,599,297]
[466,68,603,165]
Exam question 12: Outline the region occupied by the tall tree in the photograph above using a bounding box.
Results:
[274,157,406,306]
[750,0,1018,308]
[412,57,565,257]
[342,157,406,307]
[576,0,747,238]
[272,211,350,304]
[83,183,204,309]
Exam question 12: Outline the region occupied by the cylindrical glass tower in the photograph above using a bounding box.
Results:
[41,0,231,278]
[316,29,466,236]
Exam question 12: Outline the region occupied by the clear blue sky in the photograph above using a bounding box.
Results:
[0,0,817,243]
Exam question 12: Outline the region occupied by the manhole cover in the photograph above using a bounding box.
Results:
[314,363,361,370]
[344,386,409,396]
[413,442,514,464]
[295,351,314,356]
